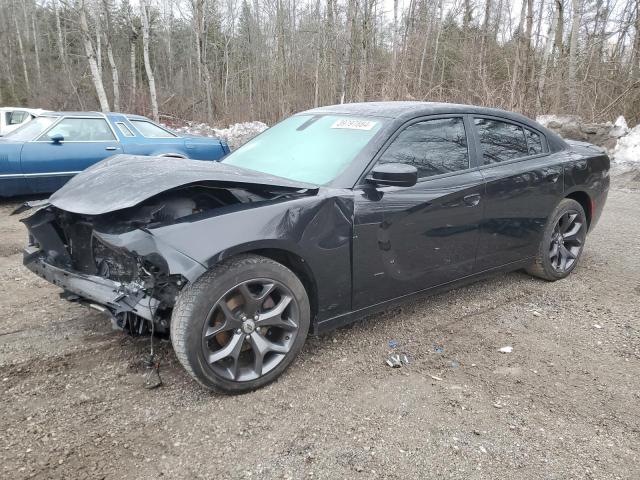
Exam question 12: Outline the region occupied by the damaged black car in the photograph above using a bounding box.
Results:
[21,102,609,393]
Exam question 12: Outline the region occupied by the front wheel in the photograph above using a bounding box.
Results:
[171,254,310,393]
[526,198,588,281]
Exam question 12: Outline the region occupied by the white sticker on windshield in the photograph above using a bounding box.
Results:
[331,119,377,131]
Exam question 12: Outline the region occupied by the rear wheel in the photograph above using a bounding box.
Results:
[171,254,310,393]
[526,198,587,281]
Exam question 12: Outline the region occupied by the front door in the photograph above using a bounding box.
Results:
[20,116,122,194]
[352,116,485,310]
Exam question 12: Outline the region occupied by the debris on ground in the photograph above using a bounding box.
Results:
[498,346,513,353]
[429,375,443,381]
[386,354,402,368]
[386,353,410,368]
[388,339,398,349]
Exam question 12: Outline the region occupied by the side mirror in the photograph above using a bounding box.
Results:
[50,133,64,144]
[368,163,418,188]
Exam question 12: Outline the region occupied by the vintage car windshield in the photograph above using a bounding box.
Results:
[3,116,57,141]
[223,114,385,185]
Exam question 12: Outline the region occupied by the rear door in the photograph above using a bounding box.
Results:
[472,116,564,271]
[20,116,122,193]
[352,115,485,309]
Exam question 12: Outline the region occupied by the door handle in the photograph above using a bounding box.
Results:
[105,146,117,151]
[545,172,560,183]
[463,193,481,206]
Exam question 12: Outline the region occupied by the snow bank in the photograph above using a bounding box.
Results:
[536,115,626,151]
[174,121,268,150]
[613,124,640,170]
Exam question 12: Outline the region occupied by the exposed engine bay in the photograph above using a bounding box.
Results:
[21,182,316,335]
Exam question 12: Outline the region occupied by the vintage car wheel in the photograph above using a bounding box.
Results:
[526,198,587,281]
[171,254,310,393]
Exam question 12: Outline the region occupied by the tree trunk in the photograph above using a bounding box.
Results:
[79,0,110,112]
[568,0,582,110]
[509,1,528,109]
[13,13,30,95]
[103,0,120,112]
[141,2,159,122]
[31,12,41,86]
[537,0,560,110]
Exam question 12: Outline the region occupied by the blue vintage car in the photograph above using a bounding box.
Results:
[0,111,230,197]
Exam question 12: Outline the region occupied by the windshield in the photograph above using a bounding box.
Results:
[3,116,57,141]
[223,114,385,184]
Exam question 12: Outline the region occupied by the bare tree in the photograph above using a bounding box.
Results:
[78,0,110,112]
[140,1,158,122]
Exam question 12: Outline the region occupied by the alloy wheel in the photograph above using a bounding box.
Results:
[201,279,300,382]
[549,210,585,273]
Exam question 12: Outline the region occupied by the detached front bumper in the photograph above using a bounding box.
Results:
[24,246,158,321]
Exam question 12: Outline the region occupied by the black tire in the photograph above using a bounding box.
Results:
[526,198,588,281]
[171,254,310,393]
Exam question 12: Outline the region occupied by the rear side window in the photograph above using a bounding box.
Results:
[378,117,469,179]
[474,118,528,164]
[38,118,116,142]
[524,128,544,155]
[130,120,176,138]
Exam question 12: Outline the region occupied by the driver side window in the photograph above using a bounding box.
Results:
[377,117,469,179]
[38,118,116,142]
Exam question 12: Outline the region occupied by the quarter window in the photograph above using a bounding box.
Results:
[130,120,176,138]
[524,128,544,155]
[116,122,135,137]
[9,111,28,125]
[377,117,469,179]
[474,118,528,164]
[38,118,115,142]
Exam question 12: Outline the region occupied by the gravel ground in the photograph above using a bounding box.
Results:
[0,179,639,480]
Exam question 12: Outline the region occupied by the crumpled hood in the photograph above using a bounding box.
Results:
[49,154,318,216]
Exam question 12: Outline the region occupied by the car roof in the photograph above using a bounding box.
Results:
[301,101,537,125]
[37,111,151,121]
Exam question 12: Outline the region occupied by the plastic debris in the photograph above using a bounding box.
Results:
[429,374,443,381]
[593,324,602,329]
[498,346,513,353]
[388,339,398,349]
[532,311,541,317]
[386,353,410,368]
[450,360,460,368]
[434,346,444,353]
[386,354,402,368]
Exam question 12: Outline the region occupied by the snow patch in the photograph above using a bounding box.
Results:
[174,121,268,150]
[613,124,640,170]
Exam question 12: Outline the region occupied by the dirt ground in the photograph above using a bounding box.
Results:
[1,177,639,480]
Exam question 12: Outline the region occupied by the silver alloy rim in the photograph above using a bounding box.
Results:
[549,210,585,273]
[201,279,299,382]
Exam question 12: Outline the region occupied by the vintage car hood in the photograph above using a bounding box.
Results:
[49,154,318,216]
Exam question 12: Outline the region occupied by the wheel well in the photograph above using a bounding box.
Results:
[565,191,592,229]
[247,248,319,324]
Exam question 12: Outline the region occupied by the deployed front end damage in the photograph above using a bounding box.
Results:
[22,203,206,331]
[21,156,320,333]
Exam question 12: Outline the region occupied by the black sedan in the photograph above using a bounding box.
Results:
[21,102,610,393]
